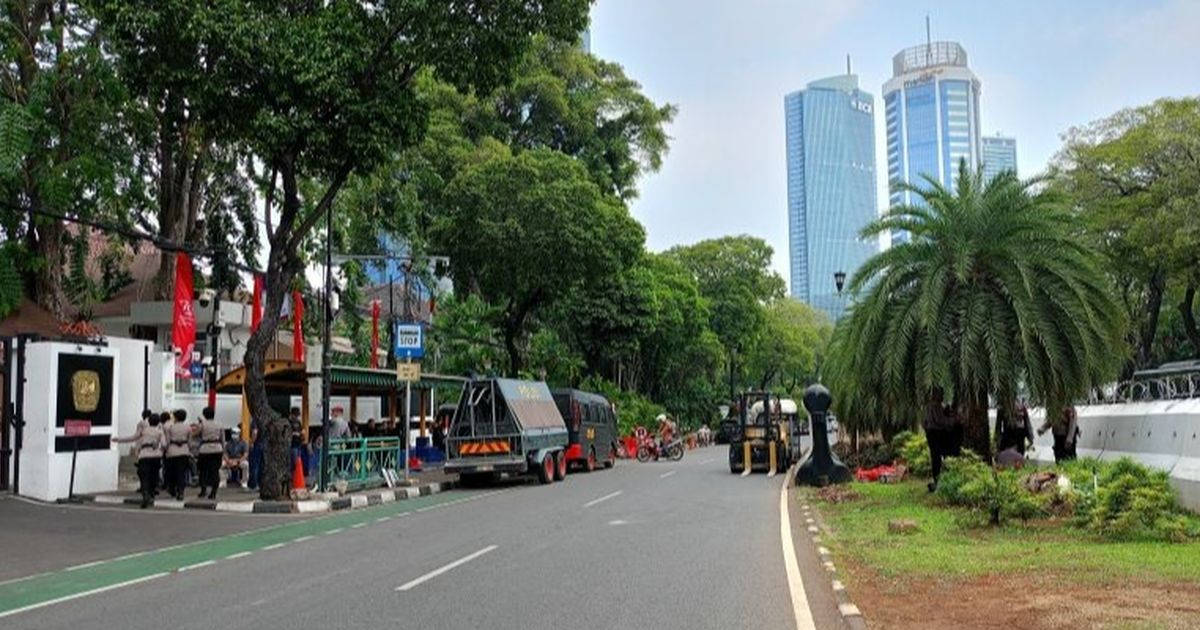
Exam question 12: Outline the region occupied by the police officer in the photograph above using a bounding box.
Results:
[163,409,192,501]
[194,406,225,500]
[113,411,166,508]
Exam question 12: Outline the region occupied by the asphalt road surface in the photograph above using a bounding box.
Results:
[1,451,844,630]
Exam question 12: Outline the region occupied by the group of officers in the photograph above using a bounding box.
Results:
[112,407,243,508]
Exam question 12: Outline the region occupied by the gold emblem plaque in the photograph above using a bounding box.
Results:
[71,370,100,412]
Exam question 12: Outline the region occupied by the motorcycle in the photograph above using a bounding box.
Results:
[636,435,684,462]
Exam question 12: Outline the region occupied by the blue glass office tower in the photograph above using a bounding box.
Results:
[883,42,982,244]
[784,74,879,320]
[982,134,1017,182]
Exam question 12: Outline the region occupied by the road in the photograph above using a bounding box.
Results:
[1,452,844,630]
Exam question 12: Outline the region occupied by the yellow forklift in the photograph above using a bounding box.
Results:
[728,391,797,477]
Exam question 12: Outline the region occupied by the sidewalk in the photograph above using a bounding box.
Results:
[89,466,458,514]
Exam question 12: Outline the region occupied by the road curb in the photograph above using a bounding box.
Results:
[81,481,459,514]
[796,496,869,630]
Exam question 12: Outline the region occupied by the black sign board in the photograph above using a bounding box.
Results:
[54,353,114,453]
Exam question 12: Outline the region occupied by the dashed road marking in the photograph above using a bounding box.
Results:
[178,560,216,572]
[226,551,253,560]
[0,573,168,621]
[395,545,498,592]
[263,542,287,551]
[583,491,623,508]
[659,471,677,479]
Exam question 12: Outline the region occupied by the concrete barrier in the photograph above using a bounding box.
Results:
[1027,401,1200,512]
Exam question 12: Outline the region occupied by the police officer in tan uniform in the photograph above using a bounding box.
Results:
[113,411,166,508]
[163,409,192,500]
[194,407,225,499]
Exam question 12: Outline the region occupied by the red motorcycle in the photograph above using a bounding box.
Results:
[636,434,684,462]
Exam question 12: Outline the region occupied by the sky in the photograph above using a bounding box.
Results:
[589,0,1200,287]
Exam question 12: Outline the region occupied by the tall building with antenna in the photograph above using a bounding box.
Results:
[883,19,982,244]
[784,59,879,320]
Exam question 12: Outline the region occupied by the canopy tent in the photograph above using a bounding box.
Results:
[214,361,467,440]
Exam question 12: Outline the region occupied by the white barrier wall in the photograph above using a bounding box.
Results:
[1028,401,1200,511]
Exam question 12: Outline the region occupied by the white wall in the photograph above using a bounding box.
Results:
[1028,401,1200,512]
[106,337,155,439]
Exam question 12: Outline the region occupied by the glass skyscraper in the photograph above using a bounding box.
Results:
[883,42,982,244]
[982,134,1017,182]
[784,74,879,320]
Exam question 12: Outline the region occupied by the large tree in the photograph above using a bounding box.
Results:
[828,164,1125,459]
[0,1,141,316]
[665,235,786,398]
[744,298,830,393]
[99,0,589,499]
[1055,97,1200,371]
[435,148,644,375]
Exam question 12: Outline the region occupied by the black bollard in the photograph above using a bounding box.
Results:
[795,383,851,486]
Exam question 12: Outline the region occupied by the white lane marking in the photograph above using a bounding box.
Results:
[699,458,714,465]
[325,528,344,535]
[64,559,107,572]
[780,468,817,630]
[376,516,392,523]
[0,572,168,620]
[608,520,628,526]
[293,536,315,543]
[583,491,623,508]
[350,523,367,529]
[178,560,216,572]
[395,545,498,592]
[263,542,287,551]
[226,551,253,560]
[659,470,677,479]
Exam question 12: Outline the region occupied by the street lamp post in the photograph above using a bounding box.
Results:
[319,203,334,493]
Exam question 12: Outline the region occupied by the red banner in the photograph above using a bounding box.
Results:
[172,253,196,377]
[370,300,381,368]
[251,274,263,332]
[292,290,305,363]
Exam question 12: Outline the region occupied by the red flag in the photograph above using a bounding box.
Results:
[370,300,381,368]
[251,274,263,332]
[172,253,196,377]
[292,290,305,363]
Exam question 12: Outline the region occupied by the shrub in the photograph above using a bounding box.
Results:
[936,453,1042,525]
[1076,457,1198,542]
[841,439,896,471]
[893,430,930,477]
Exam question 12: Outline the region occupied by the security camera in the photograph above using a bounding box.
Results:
[198,288,216,309]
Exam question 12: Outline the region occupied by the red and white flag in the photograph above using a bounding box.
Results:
[370,300,381,368]
[172,253,196,377]
[251,274,263,332]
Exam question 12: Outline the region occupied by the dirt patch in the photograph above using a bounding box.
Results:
[816,485,862,503]
[845,561,1200,630]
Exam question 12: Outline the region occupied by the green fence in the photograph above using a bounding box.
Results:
[325,437,404,490]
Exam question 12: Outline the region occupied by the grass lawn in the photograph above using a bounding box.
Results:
[809,481,1200,584]
[806,481,1200,629]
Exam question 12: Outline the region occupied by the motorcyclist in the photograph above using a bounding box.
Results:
[656,413,677,457]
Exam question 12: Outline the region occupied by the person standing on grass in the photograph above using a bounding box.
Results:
[163,409,192,501]
[194,406,225,500]
[1040,405,1080,463]
[923,387,959,492]
[112,411,165,508]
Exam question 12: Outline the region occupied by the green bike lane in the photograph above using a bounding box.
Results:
[0,488,503,619]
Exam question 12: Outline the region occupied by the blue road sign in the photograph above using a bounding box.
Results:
[394,322,425,360]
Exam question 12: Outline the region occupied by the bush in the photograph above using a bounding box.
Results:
[935,454,1042,525]
[893,430,930,477]
[841,439,897,471]
[1075,457,1198,542]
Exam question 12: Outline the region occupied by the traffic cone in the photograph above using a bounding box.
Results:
[292,455,306,490]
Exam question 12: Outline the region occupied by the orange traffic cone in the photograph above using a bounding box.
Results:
[292,456,306,490]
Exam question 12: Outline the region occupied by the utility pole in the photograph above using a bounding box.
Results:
[319,202,334,493]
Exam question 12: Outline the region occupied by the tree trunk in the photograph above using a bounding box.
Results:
[1180,282,1200,356]
[962,396,992,462]
[1138,268,1166,368]
[503,325,522,377]
[26,213,67,317]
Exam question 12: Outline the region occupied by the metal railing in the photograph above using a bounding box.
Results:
[325,437,403,489]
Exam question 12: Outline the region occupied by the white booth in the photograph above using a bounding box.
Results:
[9,341,121,501]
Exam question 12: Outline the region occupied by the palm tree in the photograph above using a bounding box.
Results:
[827,162,1125,458]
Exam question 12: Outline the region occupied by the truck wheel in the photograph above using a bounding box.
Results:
[554,451,567,481]
[585,447,597,473]
[537,455,554,484]
[603,444,616,469]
